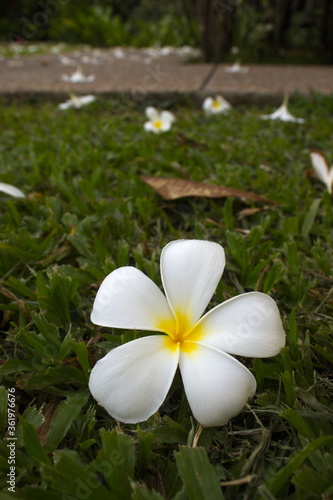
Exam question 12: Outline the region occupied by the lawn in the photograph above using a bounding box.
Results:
[1,93,332,499]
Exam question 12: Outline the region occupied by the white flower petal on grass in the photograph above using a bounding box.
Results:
[160,240,225,328]
[261,94,305,123]
[0,182,25,198]
[144,106,175,133]
[58,94,96,110]
[145,106,159,121]
[202,95,231,115]
[310,151,333,193]
[89,239,285,427]
[144,121,164,133]
[61,66,95,83]
[89,335,180,423]
[179,343,256,426]
[160,110,176,123]
[196,292,285,357]
[91,266,174,331]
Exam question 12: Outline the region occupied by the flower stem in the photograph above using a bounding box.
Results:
[282,93,289,107]
[192,424,204,447]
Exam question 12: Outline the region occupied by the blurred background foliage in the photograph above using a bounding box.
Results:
[1,0,332,63]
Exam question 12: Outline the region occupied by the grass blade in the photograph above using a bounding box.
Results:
[265,435,333,496]
[175,446,224,500]
[45,391,89,453]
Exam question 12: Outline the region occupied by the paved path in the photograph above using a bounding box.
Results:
[1,46,332,105]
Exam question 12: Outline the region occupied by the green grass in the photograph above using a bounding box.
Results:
[0,93,332,500]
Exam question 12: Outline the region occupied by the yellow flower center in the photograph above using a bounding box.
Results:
[156,311,202,354]
[212,100,221,109]
[153,120,163,130]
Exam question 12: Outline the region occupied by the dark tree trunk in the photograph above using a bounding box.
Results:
[274,0,293,49]
[197,0,237,62]
[321,0,333,62]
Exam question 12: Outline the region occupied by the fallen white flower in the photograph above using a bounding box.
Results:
[61,66,95,83]
[310,151,333,194]
[225,60,249,73]
[80,55,101,65]
[113,49,125,59]
[144,106,176,133]
[58,93,96,110]
[59,55,76,66]
[89,239,285,427]
[160,46,174,56]
[176,46,200,57]
[0,182,25,198]
[261,95,305,123]
[202,95,231,115]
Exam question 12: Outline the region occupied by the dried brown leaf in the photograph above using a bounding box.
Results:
[303,168,316,179]
[141,176,276,205]
[237,205,272,218]
[36,399,60,447]
[0,285,29,323]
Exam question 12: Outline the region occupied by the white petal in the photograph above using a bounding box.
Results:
[160,110,175,123]
[159,120,172,132]
[144,121,155,132]
[225,62,249,73]
[145,106,159,120]
[58,101,71,110]
[202,97,213,112]
[91,266,174,330]
[160,240,225,327]
[0,182,25,198]
[179,343,256,426]
[78,95,96,105]
[329,167,333,193]
[89,335,180,423]
[197,292,285,357]
[310,151,330,188]
[144,121,161,133]
[216,95,231,109]
[261,104,304,123]
[278,104,304,123]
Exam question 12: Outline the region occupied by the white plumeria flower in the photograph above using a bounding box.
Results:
[310,151,333,193]
[61,66,95,83]
[58,93,96,110]
[0,182,25,198]
[113,48,126,59]
[202,95,231,115]
[80,55,101,65]
[225,60,249,73]
[59,55,76,66]
[261,94,305,123]
[89,240,285,427]
[144,107,176,133]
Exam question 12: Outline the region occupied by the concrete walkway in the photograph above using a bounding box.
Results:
[1,46,332,105]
